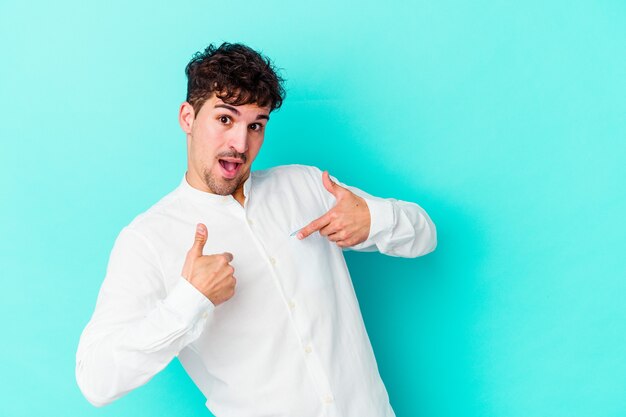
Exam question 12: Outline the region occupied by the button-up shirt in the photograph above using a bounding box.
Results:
[76,164,437,417]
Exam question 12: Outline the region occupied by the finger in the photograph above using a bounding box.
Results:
[322,170,338,196]
[214,264,235,283]
[319,222,340,237]
[297,212,332,239]
[322,170,350,199]
[326,230,347,242]
[188,223,208,258]
[327,233,341,242]
[222,252,234,263]
[336,240,351,248]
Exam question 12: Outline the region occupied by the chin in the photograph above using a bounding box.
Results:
[203,171,243,196]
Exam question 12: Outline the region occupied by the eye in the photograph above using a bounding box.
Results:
[218,115,232,125]
[249,123,264,132]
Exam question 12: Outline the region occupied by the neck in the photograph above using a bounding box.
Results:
[232,184,245,206]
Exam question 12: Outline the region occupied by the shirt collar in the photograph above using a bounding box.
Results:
[178,172,252,206]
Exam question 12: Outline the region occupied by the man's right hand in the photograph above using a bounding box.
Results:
[181,223,236,305]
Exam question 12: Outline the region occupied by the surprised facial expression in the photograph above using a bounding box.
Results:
[180,95,271,199]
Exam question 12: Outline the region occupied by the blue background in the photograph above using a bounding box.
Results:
[1,1,625,416]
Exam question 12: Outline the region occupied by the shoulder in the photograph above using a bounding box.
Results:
[252,164,323,187]
[251,164,333,213]
[122,185,187,237]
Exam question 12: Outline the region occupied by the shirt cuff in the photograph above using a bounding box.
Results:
[363,197,395,241]
[162,277,215,325]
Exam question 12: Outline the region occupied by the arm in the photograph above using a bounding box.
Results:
[75,227,213,406]
[298,167,437,258]
[344,187,437,257]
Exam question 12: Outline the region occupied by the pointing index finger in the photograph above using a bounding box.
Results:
[297,212,331,240]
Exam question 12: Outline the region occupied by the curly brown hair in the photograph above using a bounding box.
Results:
[185,42,286,115]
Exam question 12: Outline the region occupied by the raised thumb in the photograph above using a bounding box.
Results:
[188,223,207,258]
[322,170,339,196]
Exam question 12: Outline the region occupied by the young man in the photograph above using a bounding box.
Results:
[76,42,437,417]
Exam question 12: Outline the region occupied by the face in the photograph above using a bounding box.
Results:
[179,95,271,199]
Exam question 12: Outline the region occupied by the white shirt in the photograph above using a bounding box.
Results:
[76,164,436,417]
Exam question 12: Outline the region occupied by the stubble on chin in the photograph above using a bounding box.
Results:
[203,170,241,196]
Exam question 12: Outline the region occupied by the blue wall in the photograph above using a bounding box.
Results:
[1,1,624,416]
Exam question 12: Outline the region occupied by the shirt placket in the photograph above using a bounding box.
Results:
[241,203,337,412]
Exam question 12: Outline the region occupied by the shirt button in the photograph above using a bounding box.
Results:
[202,312,208,319]
[288,300,296,310]
[323,395,334,404]
[304,345,312,354]
[269,257,276,266]
[247,218,254,226]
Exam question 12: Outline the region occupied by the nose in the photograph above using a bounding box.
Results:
[227,124,249,154]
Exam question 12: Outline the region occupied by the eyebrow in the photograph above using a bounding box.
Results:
[214,104,270,121]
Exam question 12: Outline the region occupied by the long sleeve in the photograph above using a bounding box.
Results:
[76,227,214,406]
[310,167,437,258]
[351,193,437,257]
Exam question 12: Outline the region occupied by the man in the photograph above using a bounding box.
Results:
[76,42,437,417]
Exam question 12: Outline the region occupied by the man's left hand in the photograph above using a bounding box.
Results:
[297,171,371,248]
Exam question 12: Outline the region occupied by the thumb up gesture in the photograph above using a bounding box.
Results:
[297,171,371,248]
[181,223,236,305]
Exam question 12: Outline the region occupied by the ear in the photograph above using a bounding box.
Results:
[178,102,195,134]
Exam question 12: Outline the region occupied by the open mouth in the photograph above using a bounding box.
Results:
[218,159,243,179]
